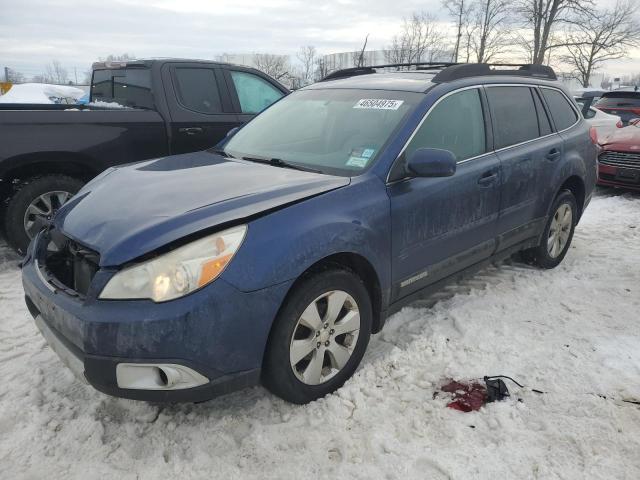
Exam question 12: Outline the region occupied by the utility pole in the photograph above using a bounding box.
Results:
[74,67,78,84]
[4,66,9,82]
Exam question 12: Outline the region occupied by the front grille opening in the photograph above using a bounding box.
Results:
[44,231,100,296]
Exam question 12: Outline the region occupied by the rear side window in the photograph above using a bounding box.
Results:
[541,88,578,131]
[532,89,552,136]
[230,71,284,114]
[405,88,486,161]
[486,86,539,149]
[91,68,153,109]
[173,68,222,114]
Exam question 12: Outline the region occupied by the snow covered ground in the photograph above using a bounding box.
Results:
[0,190,639,479]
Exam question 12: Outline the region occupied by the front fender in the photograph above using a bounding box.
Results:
[221,175,391,299]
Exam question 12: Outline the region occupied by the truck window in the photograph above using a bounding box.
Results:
[230,71,284,114]
[173,68,223,114]
[91,68,153,109]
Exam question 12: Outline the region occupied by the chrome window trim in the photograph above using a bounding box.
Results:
[387,82,578,184]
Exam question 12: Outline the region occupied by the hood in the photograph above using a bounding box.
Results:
[55,151,350,266]
[599,126,640,151]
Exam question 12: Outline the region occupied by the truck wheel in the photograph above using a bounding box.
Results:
[523,190,577,269]
[262,268,372,404]
[4,175,84,254]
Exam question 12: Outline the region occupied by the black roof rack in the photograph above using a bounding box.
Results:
[432,63,557,82]
[320,62,557,83]
[320,62,457,81]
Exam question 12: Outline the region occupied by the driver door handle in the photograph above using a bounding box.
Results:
[478,170,498,186]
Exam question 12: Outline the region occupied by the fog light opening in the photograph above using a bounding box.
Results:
[116,363,209,390]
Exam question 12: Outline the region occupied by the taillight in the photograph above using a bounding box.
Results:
[616,120,623,128]
[632,108,640,116]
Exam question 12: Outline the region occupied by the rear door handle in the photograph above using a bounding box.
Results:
[546,148,561,161]
[478,170,498,186]
[179,127,204,135]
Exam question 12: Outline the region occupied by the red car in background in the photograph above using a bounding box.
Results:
[597,119,640,191]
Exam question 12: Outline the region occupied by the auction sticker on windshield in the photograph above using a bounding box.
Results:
[354,99,404,110]
[346,147,376,168]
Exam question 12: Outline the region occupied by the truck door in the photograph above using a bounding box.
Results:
[161,63,242,154]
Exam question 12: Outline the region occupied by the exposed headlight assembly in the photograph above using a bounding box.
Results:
[100,225,247,302]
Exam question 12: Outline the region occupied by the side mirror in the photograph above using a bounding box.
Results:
[629,118,640,126]
[406,148,457,178]
[226,126,240,138]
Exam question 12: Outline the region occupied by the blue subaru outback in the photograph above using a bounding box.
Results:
[22,63,597,404]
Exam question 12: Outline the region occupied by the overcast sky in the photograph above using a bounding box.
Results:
[1,0,638,81]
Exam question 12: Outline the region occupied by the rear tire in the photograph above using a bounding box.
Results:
[262,268,372,404]
[523,190,577,269]
[4,175,84,254]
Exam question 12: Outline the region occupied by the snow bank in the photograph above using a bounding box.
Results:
[0,192,639,479]
[0,83,85,104]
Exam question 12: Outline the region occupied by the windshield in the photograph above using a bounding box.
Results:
[223,89,423,176]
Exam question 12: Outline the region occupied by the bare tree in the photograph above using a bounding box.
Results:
[514,0,592,64]
[100,53,136,62]
[469,0,512,62]
[352,34,370,67]
[561,0,640,87]
[5,68,26,83]
[44,60,68,84]
[443,0,474,62]
[253,53,290,81]
[296,46,317,85]
[384,12,449,66]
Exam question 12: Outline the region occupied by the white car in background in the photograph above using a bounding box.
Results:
[574,92,622,141]
[583,106,622,139]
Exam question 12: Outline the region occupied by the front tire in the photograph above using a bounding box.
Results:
[4,175,84,254]
[262,268,372,404]
[523,190,577,269]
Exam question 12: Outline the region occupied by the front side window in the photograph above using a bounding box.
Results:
[486,86,540,149]
[541,88,579,131]
[173,68,222,114]
[91,68,153,109]
[223,89,422,176]
[404,88,486,162]
[230,71,284,113]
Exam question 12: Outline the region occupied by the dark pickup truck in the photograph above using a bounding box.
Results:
[0,59,288,252]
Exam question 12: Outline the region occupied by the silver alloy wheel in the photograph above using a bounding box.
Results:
[23,191,72,239]
[547,202,573,258]
[289,290,361,386]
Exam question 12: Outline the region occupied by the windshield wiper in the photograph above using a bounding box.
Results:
[241,156,322,173]
[210,148,235,158]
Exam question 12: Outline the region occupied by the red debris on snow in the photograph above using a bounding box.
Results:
[441,380,487,412]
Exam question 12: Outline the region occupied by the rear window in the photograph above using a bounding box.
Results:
[594,92,640,108]
[541,88,578,131]
[91,68,153,109]
[486,86,539,149]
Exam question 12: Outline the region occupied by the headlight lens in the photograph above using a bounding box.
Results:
[100,225,247,302]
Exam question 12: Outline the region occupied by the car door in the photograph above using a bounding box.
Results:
[161,63,242,154]
[387,87,501,301]
[223,68,286,123]
[485,85,562,250]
